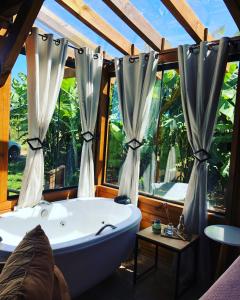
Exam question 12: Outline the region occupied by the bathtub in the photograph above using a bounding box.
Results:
[0,197,141,298]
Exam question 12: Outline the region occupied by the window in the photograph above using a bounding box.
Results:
[105,78,125,185]
[8,56,82,195]
[105,63,238,213]
[44,77,81,189]
[140,69,192,203]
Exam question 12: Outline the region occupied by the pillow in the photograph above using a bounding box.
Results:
[52,265,71,300]
[0,225,54,300]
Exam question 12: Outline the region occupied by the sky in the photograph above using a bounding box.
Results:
[12,0,238,79]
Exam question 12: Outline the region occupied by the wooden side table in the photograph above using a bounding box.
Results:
[133,226,199,300]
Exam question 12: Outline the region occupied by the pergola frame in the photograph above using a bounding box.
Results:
[0,0,240,229]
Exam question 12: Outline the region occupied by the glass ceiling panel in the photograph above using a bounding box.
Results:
[187,0,238,39]
[42,0,123,57]
[38,0,239,58]
[84,0,146,51]
[130,0,195,47]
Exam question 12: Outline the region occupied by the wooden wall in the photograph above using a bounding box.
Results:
[96,185,225,229]
[0,75,12,213]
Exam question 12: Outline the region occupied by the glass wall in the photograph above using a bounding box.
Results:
[8,64,82,195]
[105,63,238,212]
[44,77,82,189]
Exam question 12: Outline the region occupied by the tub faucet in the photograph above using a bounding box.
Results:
[32,200,51,208]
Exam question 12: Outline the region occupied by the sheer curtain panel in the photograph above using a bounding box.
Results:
[18,28,68,208]
[178,38,229,234]
[115,52,158,205]
[75,48,103,197]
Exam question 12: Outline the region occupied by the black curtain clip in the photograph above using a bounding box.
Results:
[27,138,43,151]
[126,138,144,150]
[193,149,210,163]
[81,131,95,142]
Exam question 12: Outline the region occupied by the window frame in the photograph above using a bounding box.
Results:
[102,60,240,215]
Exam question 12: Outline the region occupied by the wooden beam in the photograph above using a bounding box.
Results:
[56,0,139,55]
[0,0,44,86]
[0,74,12,211]
[224,0,240,30]
[103,0,171,51]
[37,6,111,59]
[95,64,111,185]
[161,0,214,42]
[64,67,75,78]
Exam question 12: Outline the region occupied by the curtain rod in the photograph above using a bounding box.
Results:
[37,32,98,53]
[35,32,111,66]
[35,32,240,67]
[161,36,240,56]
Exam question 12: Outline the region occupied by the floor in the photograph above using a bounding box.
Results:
[77,245,204,300]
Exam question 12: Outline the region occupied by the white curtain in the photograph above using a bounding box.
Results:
[115,52,158,205]
[164,147,176,182]
[75,48,103,197]
[178,38,229,234]
[164,120,177,182]
[18,28,68,208]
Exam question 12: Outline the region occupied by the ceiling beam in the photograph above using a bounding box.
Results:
[0,0,44,86]
[103,0,171,51]
[161,0,214,42]
[37,6,112,59]
[223,0,240,30]
[56,0,139,55]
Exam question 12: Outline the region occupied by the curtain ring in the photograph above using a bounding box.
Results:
[78,48,84,54]
[54,39,60,46]
[42,34,48,41]
[93,53,99,59]
[129,57,135,63]
[144,54,149,61]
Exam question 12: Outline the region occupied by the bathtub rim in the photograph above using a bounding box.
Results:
[0,197,142,254]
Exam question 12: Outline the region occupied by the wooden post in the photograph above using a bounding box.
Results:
[0,74,11,211]
[0,0,44,86]
[95,65,111,186]
[204,28,208,41]
[161,38,165,51]
[131,44,135,56]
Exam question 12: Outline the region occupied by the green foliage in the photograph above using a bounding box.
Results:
[106,63,238,206]
[10,73,28,142]
[9,74,82,190]
[9,61,239,206]
[8,158,26,193]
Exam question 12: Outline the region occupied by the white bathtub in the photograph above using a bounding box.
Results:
[0,197,141,298]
